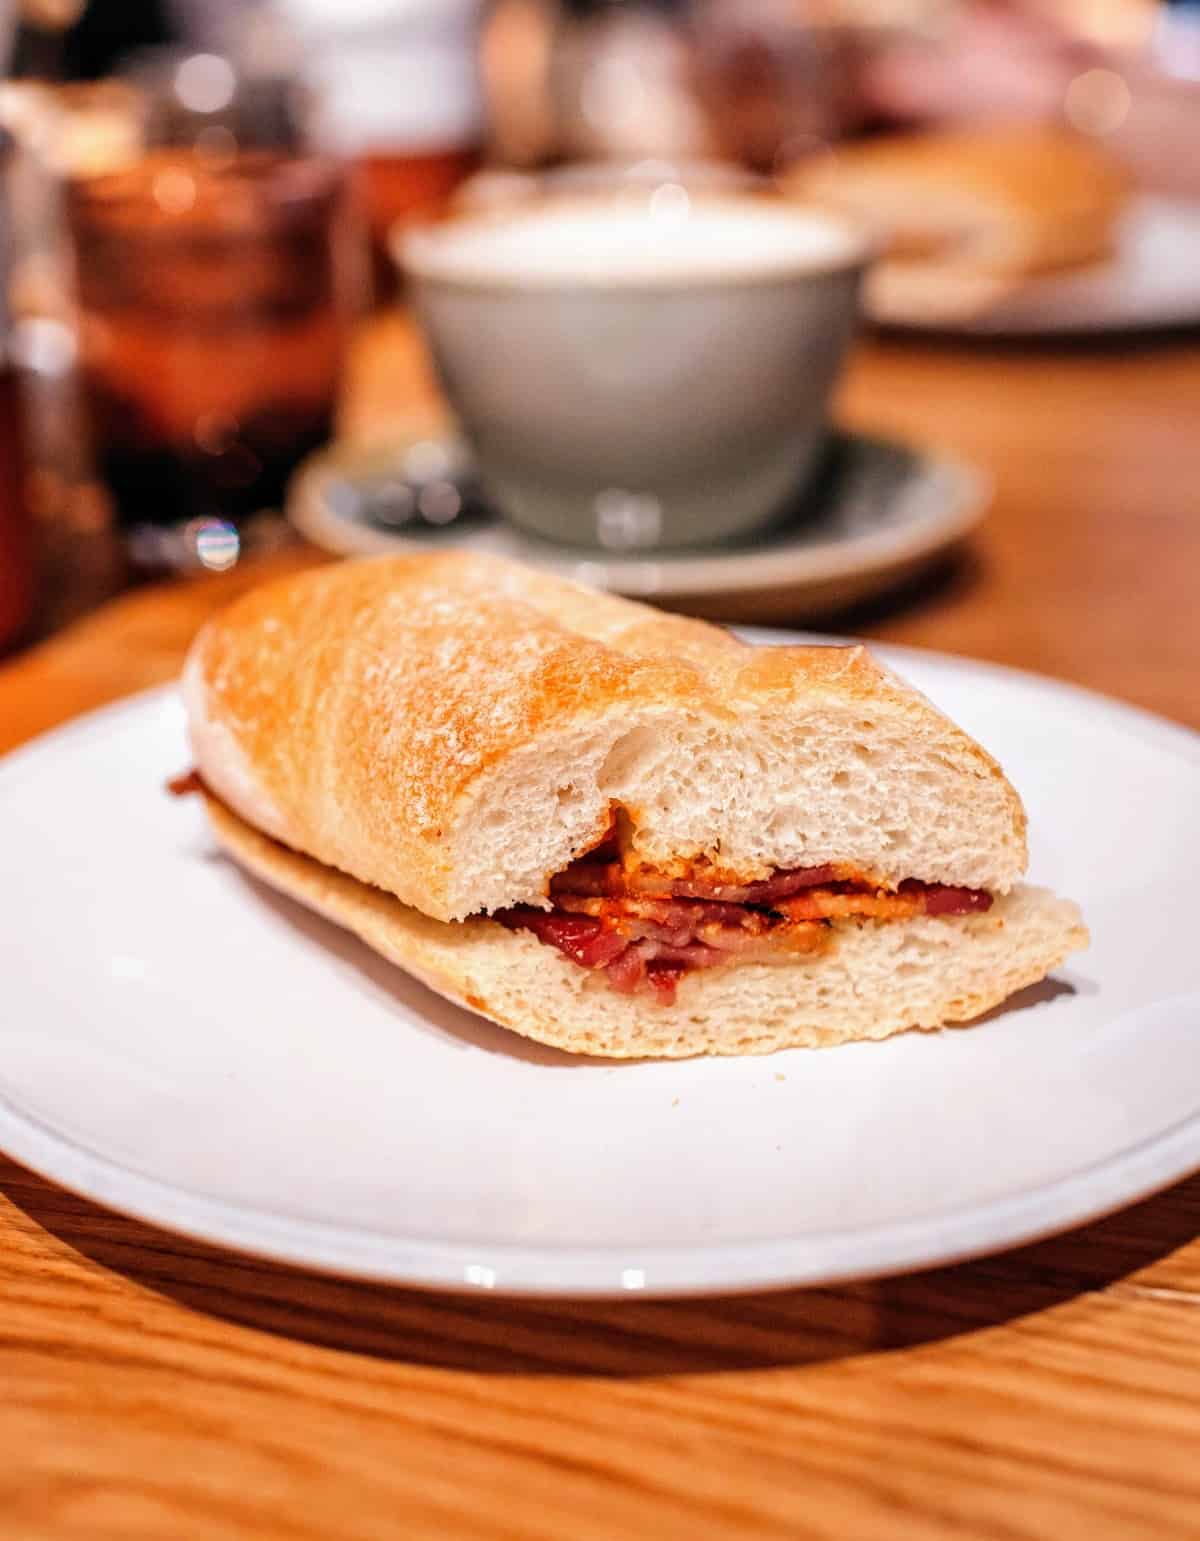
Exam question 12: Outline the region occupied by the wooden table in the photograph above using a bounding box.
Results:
[2,318,1198,1540]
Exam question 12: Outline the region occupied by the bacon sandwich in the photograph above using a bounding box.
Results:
[180,552,1086,1058]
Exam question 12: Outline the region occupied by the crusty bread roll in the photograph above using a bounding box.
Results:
[784,126,1129,287]
[182,552,1086,1057]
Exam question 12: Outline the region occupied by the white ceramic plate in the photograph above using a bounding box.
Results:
[870,197,1200,335]
[1,643,1198,1297]
[288,430,988,623]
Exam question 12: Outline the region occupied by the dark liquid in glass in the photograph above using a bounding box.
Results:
[0,362,34,646]
[68,150,349,537]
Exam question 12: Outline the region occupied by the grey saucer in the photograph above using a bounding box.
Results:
[287,427,989,623]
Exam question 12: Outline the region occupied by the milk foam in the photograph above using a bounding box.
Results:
[406,199,861,286]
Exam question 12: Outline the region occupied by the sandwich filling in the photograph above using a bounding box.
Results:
[169,775,992,1009]
[494,826,992,1006]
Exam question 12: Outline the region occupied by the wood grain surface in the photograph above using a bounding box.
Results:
[1,315,1198,1540]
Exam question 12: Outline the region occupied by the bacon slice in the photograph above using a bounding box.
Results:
[605,941,729,1005]
[492,903,808,1006]
[778,889,919,922]
[550,861,842,904]
[495,864,992,1006]
[694,919,827,957]
[549,892,828,957]
[908,882,993,916]
[673,866,842,903]
[167,769,206,797]
[552,891,767,935]
[779,882,992,922]
[633,940,726,969]
[492,910,626,969]
[605,946,647,994]
[647,966,685,1003]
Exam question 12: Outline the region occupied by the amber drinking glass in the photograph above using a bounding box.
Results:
[354,145,480,298]
[66,148,350,566]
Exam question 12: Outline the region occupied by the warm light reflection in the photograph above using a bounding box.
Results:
[405,440,453,481]
[1048,0,1157,50]
[594,489,664,550]
[174,53,237,115]
[648,181,691,224]
[1064,68,1132,135]
[152,167,197,215]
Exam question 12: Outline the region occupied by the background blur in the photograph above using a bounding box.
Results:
[2,0,1199,646]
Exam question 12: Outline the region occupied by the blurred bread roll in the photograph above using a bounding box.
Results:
[783,125,1130,282]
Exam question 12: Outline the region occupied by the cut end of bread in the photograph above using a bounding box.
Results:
[203,794,1087,1060]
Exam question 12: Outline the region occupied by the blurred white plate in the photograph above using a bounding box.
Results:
[870,197,1200,335]
[1,646,1198,1296]
[289,429,988,623]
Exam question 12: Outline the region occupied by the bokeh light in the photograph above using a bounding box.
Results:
[174,53,237,116]
[1064,69,1132,136]
[189,518,240,572]
[152,167,197,215]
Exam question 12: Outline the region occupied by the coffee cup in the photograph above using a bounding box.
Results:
[401,192,869,549]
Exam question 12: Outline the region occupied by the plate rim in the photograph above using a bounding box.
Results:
[0,1079,1196,1299]
[2,649,1198,1299]
[287,429,991,600]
